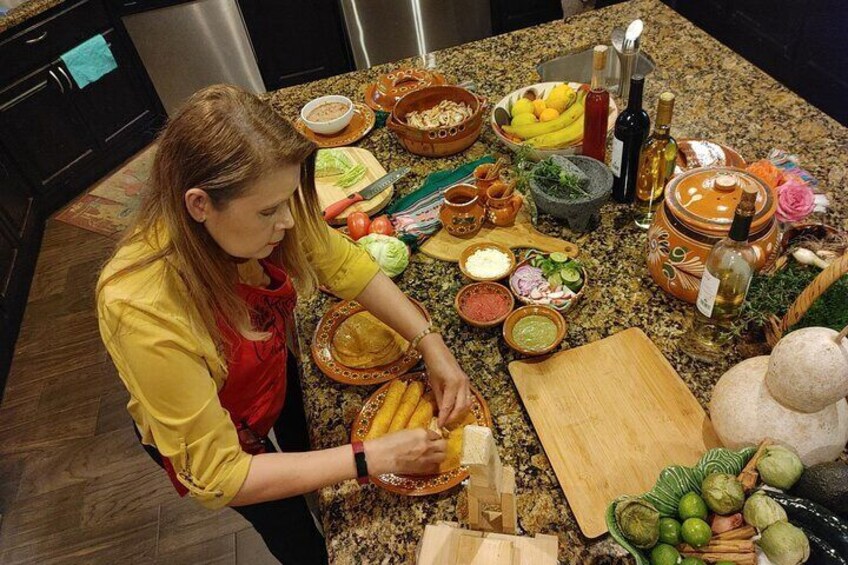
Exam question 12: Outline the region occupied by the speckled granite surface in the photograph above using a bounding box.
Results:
[0,0,63,34]
[266,0,848,563]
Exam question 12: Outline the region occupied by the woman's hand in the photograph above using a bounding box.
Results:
[365,429,446,475]
[419,334,472,427]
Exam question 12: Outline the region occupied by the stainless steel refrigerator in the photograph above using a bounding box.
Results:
[340,0,493,69]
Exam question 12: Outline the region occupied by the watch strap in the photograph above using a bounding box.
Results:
[351,441,369,485]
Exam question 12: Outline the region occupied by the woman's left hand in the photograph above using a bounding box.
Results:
[419,335,472,427]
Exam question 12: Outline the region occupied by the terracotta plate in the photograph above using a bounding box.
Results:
[311,298,430,385]
[295,103,375,148]
[350,372,493,496]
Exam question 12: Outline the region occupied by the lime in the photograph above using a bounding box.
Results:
[680,558,706,565]
[678,492,708,520]
[649,543,680,565]
[549,252,570,263]
[681,517,712,548]
[658,517,682,545]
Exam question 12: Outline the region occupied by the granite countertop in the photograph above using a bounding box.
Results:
[0,0,62,34]
[266,0,848,562]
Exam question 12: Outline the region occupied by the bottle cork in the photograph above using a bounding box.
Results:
[656,92,675,127]
[592,45,608,70]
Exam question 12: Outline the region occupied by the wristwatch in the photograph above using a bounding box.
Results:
[351,441,369,485]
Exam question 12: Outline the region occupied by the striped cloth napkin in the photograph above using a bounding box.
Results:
[387,156,495,248]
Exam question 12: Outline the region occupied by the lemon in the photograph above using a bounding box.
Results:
[511,98,534,117]
[545,84,575,112]
[532,99,547,118]
[510,113,538,126]
[539,108,560,122]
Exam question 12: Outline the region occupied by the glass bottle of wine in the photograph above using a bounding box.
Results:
[581,45,610,162]
[633,92,677,229]
[685,178,759,358]
[610,74,650,203]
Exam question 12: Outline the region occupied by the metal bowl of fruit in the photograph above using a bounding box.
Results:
[508,250,587,314]
[491,81,618,161]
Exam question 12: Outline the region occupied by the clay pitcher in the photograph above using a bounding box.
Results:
[485,181,523,227]
[439,184,485,238]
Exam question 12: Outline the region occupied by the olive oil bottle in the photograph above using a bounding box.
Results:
[634,92,677,229]
[685,179,759,357]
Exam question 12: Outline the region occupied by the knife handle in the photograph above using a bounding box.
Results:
[322,193,365,222]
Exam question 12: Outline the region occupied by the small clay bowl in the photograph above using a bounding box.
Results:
[458,242,516,282]
[455,282,515,328]
[502,305,566,356]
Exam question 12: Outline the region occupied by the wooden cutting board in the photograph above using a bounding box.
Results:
[419,207,578,263]
[508,328,721,539]
[316,147,393,225]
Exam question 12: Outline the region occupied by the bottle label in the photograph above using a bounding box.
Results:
[610,136,624,177]
[696,269,721,317]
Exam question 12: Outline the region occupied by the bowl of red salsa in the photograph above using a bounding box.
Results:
[454,282,515,328]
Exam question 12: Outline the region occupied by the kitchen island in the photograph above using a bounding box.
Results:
[266,0,848,562]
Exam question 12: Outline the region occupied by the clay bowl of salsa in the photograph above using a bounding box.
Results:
[455,282,515,328]
[502,305,566,356]
[300,95,354,135]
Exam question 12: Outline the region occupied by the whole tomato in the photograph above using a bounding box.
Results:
[346,212,371,241]
[369,215,394,236]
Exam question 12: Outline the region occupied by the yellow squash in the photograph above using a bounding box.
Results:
[388,381,424,432]
[366,380,407,439]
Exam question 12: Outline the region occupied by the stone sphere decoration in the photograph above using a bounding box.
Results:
[709,327,848,466]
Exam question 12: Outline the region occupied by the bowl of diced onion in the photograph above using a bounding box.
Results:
[509,251,587,313]
[458,242,516,282]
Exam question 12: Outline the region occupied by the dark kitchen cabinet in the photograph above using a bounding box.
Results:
[239,0,354,89]
[0,64,98,199]
[491,0,562,34]
[0,0,165,393]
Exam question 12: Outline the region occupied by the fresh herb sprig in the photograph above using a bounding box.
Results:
[531,157,590,200]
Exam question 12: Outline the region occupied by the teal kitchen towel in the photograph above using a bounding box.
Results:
[60,35,117,89]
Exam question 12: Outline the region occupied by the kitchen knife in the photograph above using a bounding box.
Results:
[322,167,410,222]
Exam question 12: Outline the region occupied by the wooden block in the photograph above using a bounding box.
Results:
[468,484,500,504]
[500,467,517,534]
[417,524,460,565]
[456,535,515,565]
[467,496,481,530]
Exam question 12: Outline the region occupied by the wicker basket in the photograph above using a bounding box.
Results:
[764,251,848,348]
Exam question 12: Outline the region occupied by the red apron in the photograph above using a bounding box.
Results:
[161,260,297,496]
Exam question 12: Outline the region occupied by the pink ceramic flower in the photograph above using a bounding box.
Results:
[775,177,815,223]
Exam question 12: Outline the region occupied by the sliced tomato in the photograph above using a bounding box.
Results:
[369,215,394,236]
[346,212,371,241]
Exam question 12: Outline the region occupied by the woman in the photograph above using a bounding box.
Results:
[97,85,472,564]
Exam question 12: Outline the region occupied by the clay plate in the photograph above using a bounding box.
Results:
[350,372,493,496]
[295,103,375,148]
[508,254,588,314]
[311,298,430,385]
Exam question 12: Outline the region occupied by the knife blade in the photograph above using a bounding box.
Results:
[322,166,411,222]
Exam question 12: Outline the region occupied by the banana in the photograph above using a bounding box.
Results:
[503,89,586,140]
[526,114,585,149]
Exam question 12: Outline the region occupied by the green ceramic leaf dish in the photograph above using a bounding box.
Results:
[606,446,756,563]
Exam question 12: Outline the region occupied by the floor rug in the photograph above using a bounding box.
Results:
[55,144,156,237]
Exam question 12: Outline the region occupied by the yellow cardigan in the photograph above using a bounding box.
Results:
[97,226,379,509]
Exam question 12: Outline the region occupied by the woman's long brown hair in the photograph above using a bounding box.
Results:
[98,84,329,345]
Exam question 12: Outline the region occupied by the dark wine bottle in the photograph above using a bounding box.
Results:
[610,75,650,203]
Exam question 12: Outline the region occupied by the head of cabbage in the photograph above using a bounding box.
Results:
[357,234,409,278]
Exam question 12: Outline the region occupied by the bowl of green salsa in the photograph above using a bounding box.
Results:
[503,305,566,356]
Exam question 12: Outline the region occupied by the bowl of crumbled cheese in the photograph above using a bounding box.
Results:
[458,242,516,282]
